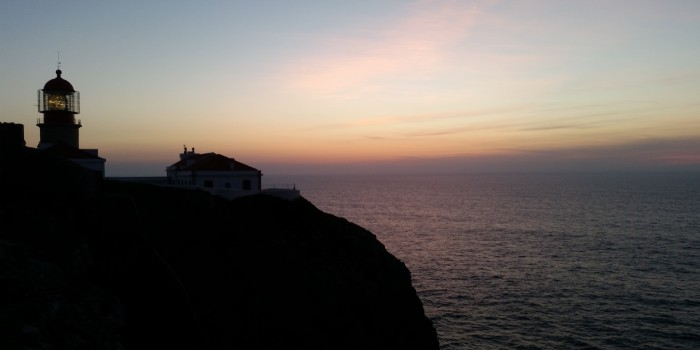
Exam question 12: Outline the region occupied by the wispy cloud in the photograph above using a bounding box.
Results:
[301,105,529,131]
[402,136,700,172]
[299,102,652,144]
[319,103,638,136]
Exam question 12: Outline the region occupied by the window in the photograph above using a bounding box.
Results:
[242,179,251,190]
[225,182,231,188]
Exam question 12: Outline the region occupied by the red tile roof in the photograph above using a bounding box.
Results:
[169,152,259,172]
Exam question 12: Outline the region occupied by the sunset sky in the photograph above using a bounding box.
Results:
[2,0,699,176]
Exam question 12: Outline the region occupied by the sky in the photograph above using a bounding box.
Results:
[1,0,699,176]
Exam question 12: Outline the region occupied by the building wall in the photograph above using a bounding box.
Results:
[72,158,106,177]
[0,123,26,148]
[167,170,262,192]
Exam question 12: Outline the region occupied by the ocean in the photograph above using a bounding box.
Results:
[263,172,700,349]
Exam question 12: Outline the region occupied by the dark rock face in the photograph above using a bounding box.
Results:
[0,147,439,349]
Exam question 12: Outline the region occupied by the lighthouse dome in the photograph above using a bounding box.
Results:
[43,70,75,92]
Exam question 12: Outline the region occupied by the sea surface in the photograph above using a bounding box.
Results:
[264,172,700,349]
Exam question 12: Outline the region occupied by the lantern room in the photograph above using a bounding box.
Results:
[38,69,80,115]
[37,69,82,149]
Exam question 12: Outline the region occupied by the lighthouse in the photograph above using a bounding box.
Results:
[36,69,105,176]
[37,69,82,149]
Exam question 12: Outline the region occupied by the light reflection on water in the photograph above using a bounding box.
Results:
[264,173,700,349]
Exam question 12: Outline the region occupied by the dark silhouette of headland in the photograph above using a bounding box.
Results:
[0,69,439,349]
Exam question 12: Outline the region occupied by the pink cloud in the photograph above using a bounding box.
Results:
[285,0,483,95]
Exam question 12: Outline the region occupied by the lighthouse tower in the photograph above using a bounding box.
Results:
[37,69,81,149]
[35,68,105,176]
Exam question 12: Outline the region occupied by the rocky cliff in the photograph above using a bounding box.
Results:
[0,147,439,349]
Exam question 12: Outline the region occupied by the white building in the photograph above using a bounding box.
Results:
[166,147,262,200]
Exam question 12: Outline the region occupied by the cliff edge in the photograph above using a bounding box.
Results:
[0,147,439,349]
